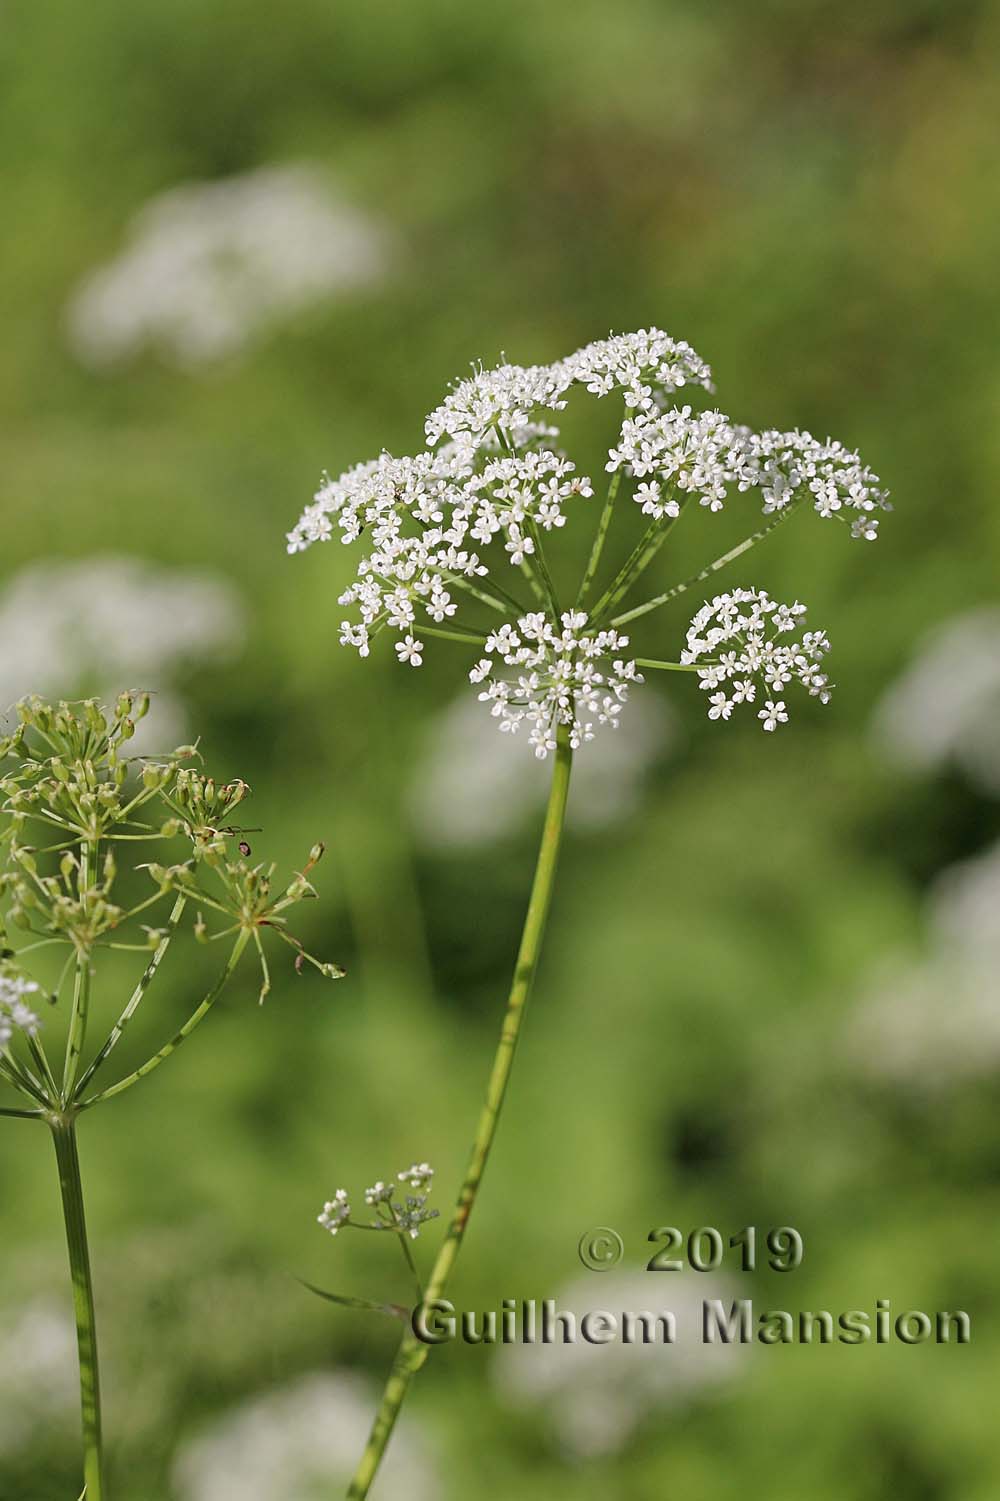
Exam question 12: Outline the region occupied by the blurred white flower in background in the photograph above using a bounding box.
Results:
[491,1272,746,1458]
[846,839,1000,1088]
[852,608,1000,1088]
[171,1372,436,1501]
[872,607,1000,795]
[67,165,391,370]
[409,689,674,849]
[0,1300,77,1449]
[0,555,245,749]
[930,838,1000,951]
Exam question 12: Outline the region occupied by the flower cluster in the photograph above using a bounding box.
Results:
[318,1163,439,1241]
[0,974,42,1048]
[470,611,643,758]
[608,408,888,535]
[289,327,887,753]
[0,694,341,1107]
[681,589,832,728]
[423,328,715,448]
[67,164,391,370]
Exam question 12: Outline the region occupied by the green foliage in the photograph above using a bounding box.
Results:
[1,1,997,1497]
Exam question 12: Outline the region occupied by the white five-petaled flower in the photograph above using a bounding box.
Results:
[395,635,424,667]
[681,589,833,729]
[758,700,789,732]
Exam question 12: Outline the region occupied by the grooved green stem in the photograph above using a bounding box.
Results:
[80,930,250,1108]
[576,472,620,608]
[610,498,804,628]
[73,895,187,1102]
[345,723,574,1499]
[63,842,95,1101]
[51,1115,105,1501]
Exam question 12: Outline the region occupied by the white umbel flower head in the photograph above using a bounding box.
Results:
[317,1163,439,1240]
[681,588,832,727]
[289,328,885,754]
[470,611,643,759]
[608,409,889,530]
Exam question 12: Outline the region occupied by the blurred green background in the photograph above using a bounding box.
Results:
[2,1,1000,1496]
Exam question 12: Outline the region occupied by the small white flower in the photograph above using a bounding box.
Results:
[364,1181,394,1206]
[473,611,643,758]
[398,1162,434,1191]
[758,699,789,732]
[317,1189,351,1236]
[0,975,42,1046]
[395,635,424,667]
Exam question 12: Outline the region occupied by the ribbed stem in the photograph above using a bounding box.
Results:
[345,722,574,1498]
[50,1115,106,1501]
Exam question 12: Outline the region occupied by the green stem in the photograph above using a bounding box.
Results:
[418,625,488,647]
[79,930,250,1108]
[589,496,685,625]
[575,472,620,608]
[440,570,525,618]
[634,658,711,672]
[1,1047,48,1105]
[72,895,187,1102]
[610,499,804,629]
[50,1114,106,1501]
[345,722,574,1499]
[63,843,95,1101]
[524,521,561,618]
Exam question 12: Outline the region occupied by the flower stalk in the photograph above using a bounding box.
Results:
[0,694,343,1496]
[346,721,573,1499]
[293,326,888,1492]
[50,1113,105,1501]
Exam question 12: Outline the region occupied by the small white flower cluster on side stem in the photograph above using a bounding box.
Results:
[470,611,642,758]
[318,1164,439,1241]
[681,589,832,728]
